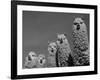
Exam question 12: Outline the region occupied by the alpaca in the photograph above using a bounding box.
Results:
[56,34,74,67]
[72,18,89,66]
[24,51,38,68]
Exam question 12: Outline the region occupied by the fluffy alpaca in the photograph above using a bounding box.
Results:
[56,34,73,67]
[24,51,38,68]
[72,18,89,66]
[37,54,46,68]
[48,42,57,56]
[48,42,58,67]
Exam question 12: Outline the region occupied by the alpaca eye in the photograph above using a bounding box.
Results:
[74,23,78,25]
[63,38,66,40]
[80,22,83,24]
[54,46,56,48]
[43,57,45,59]
[32,55,35,56]
[58,39,60,41]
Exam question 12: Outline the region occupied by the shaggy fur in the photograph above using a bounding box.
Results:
[48,42,58,67]
[72,18,89,66]
[24,51,38,68]
[37,54,46,68]
[56,34,74,67]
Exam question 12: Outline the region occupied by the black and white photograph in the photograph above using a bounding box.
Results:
[23,11,90,69]
[11,1,97,79]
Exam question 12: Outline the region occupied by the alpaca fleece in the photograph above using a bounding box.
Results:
[48,42,58,67]
[72,18,89,66]
[56,34,73,67]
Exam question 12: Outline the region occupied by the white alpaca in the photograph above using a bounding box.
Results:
[24,51,38,68]
[48,42,58,67]
[37,54,46,68]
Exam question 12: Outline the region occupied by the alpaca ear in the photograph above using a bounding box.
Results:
[48,41,50,44]
[81,17,85,20]
[64,33,67,37]
[56,33,59,36]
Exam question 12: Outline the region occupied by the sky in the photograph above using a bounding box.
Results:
[22,11,89,68]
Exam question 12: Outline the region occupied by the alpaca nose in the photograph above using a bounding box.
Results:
[51,49,54,52]
[28,56,32,61]
[76,24,80,30]
[40,59,42,64]
[60,40,63,44]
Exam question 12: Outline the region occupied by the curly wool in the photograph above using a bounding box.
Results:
[56,34,73,67]
[72,29,88,51]
[57,47,71,67]
[73,48,89,66]
[72,18,89,66]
